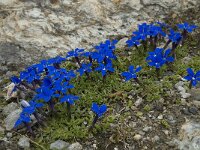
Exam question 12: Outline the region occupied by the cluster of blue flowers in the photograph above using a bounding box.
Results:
[10,22,199,134]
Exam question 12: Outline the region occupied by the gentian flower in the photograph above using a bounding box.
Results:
[91,102,107,118]
[35,87,54,102]
[121,65,142,82]
[168,29,182,43]
[95,63,114,77]
[60,94,79,120]
[146,48,174,77]
[184,68,200,89]
[126,36,140,48]
[14,113,31,128]
[177,22,198,33]
[60,94,79,105]
[66,48,84,58]
[77,63,92,76]
[89,102,107,131]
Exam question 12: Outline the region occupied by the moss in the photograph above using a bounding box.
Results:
[33,31,200,147]
[160,120,170,128]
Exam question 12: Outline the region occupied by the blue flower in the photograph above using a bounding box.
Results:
[177,22,198,33]
[121,65,142,81]
[133,23,149,41]
[148,24,166,37]
[77,63,92,76]
[146,48,174,68]
[184,68,200,87]
[10,76,21,85]
[14,113,31,128]
[66,48,84,58]
[126,36,140,47]
[35,87,54,102]
[60,94,79,105]
[168,29,182,43]
[95,63,114,76]
[91,102,107,118]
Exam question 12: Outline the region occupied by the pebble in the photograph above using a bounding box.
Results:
[18,136,30,149]
[143,126,152,132]
[181,108,191,115]
[163,130,169,135]
[167,115,176,124]
[6,132,12,138]
[134,134,142,141]
[152,135,160,142]
[50,140,70,150]
[68,142,82,150]
[135,97,143,107]
[157,114,163,120]
[188,106,198,115]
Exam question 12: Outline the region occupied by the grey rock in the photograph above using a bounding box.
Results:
[181,108,191,115]
[190,88,200,101]
[68,142,82,150]
[0,126,5,135]
[0,0,19,6]
[157,114,163,120]
[152,135,160,142]
[133,134,142,141]
[174,121,200,150]
[134,97,143,107]
[143,126,152,132]
[6,132,12,138]
[116,38,128,49]
[167,115,176,124]
[180,92,191,99]
[18,136,30,149]
[4,109,22,130]
[188,106,198,115]
[50,140,70,150]
[2,102,18,116]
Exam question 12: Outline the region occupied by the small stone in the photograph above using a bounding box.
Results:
[180,92,191,99]
[6,132,12,138]
[116,38,128,49]
[4,109,22,130]
[50,140,70,150]
[157,114,163,120]
[133,134,142,141]
[18,136,30,149]
[181,108,190,115]
[143,126,152,132]
[167,115,176,124]
[68,142,82,150]
[177,86,186,93]
[163,130,169,135]
[134,97,143,107]
[188,106,198,115]
[175,81,184,89]
[2,102,18,116]
[128,95,133,99]
[190,88,200,101]
[152,135,160,142]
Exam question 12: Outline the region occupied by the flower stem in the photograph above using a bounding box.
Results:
[75,57,81,67]
[189,81,192,89]
[89,114,98,132]
[156,68,160,78]
[67,102,71,121]
[25,123,35,137]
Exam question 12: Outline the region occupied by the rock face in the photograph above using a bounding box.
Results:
[18,136,30,149]
[50,140,70,150]
[0,0,199,76]
[174,121,200,150]
[4,109,22,131]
